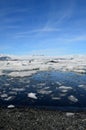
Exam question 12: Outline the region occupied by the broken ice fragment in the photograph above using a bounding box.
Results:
[27,93,37,99]
[66,112,75,117]
[1,94,8,98]
[52,97,61,100]
[59,86,72,90]
[68,95,78,103]
[7,105,15,108]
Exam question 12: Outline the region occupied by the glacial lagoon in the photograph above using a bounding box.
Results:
[0,71,86,111]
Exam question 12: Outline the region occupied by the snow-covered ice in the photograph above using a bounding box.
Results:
[0,55,86,77]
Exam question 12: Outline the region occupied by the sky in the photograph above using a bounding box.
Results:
[0,0,86,56]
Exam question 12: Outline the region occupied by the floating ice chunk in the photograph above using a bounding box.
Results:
[78,85,86,89]
[12,88,25,92]
[7,105,15,108]
[26,80,30,83]
[56,82,61,86]
[28,93,37,99]
[73,69,86,74]
[59,86,72,90]
[68,95,78,102]
[8,91,17,95]
[8,70,37,77]
[37,83,46,86]
[60,89,68,93]
[43,87,50,90]
[52,97,61,100]
[1,94,8,98]
[66,112,74,117]
[38,89,52,95]
[25,85,29,88]
[78,85,85,87]
[4,96,15,101]
[59,93,67,97]
[4,83,10,86]
[59,86,72,93]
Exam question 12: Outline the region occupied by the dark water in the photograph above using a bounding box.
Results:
[0,71,86,111]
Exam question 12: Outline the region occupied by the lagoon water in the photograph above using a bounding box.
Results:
[0,71,86,111]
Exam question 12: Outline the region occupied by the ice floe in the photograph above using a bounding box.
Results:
[37,89,52,95]
[52,97,61,100]
[59,93,67,97]
[66,112,75,117]
[7,105,15,108]
[59,86,72,90]
[27,93,37,99]
[8,70,37,77]
[68,95,78,103]
[1,94,8,98]
[4,96,15,101]
[60,89,68,93]
[12,88,25,92]
[56,82,62,86]
[59,86,72,93]
[78,85,86,89]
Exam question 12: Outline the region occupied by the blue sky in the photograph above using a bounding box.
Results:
[0,0,86,56]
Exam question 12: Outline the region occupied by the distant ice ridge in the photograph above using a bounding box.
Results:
[0,54,86,77]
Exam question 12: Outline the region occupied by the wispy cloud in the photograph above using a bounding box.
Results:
[58,34,86,43]
[17,27,60,34]
[0,45,12,51]
[44,0,75,27]
[12,26,61,39]
[31,27,60,32]
[0,6,28,17]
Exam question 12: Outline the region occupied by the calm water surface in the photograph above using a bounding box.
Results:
[0,71,86,111]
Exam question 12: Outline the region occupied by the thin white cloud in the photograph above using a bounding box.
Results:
[0,7,28,17]
[68,35,86,42]
[12,26,61,39]
[59,34,86,43]
[0,0,74,40]
[16,26,60,34]
[12,0,74,39]
[32,27,60,32]
[45,0,75,27]
[0,45,12,51]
